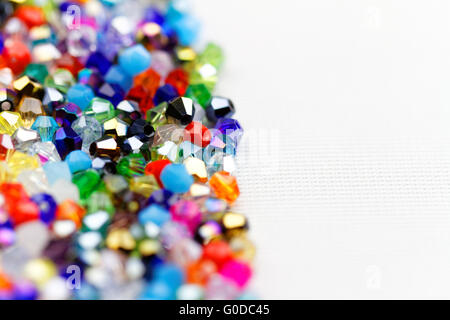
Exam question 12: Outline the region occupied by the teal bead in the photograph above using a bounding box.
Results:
[118,44,151,77]
[31,116,59,142]
[104,65,133,92]
[154,264,184,291]
[67,84,95,111]
[65,150,92,173]
[160,164,193,193]
[138,204,170,227]
[171,15,200,46]
[43,161,72,185]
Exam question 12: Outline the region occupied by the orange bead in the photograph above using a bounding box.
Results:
[0,182,28,210]
[186,259,217,285]
[2,40,31,74]
[15,6,46,29]
[209,171,240,204]
[0,272,12,291]
[202,240,233,268]
[55,200,86,229]
[134,68,161,97]
[165,68,189,96]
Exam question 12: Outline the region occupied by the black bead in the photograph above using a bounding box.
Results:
[128,119,155,140]
[206,96,235,123]
[166,97,195,125]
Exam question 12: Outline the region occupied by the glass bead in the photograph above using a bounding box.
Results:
[11,127,41,152]
[42,87,64,113]
[71,116,103,153]
[55,53,84,77]
[13,75,45,100]
[31,116,59,142]
[48,179,80,204]
[29,141,61,164]
[86,51,112,75]
[186,259,217,285]
[146,102,168,128]
[0,68,13,88]
[166,68,189,96]
[43,161,72,186]
[215,118,244,147]
[157,141,179,162]
[170,200,202,234]
[67,84,95,111]
[138,204,170,227]
[17,168,49,196]
[198,43,225,70]
[188,183,211,198]
[104,65,133,92]
[153,84,179,106]
[119,44,152,77]
[96,82,125,106]
[23,258,57,287]
[54,127,82,159]
[144,159,171,187]
[166,97,195,125]
[129,175,159,198]
[72,169,101,200]
[160,164,194,193]
[32,43,62,64]
[175,46,197,64]
[7,152,39,179]
[89,135,121,161]
[170,15,200,46]
[30,193,57,224]
[105,228,136,251]
[153,124,184,146]
[116,153,146,179]
[103,117,128,138]
[146,189,180,210]
[45,69,76,94]
[15,5,46,28]
[209,171,240,204]
[24,64,49,85]
[134,68,161,97]
[221,212,249,234]
[195,220,222,244]
[183,121,211,147]
[183,157,207,183]
[2,39,31,74]
[185,84,211,108]
[65,150,92,173]
[84,98,115,123]
[0,134,14,161]
[206,96,235,123]
[189,63,218,92]
[0,88,16,113]
[17,97,45,128]
[53,103,82,128]
[55,199,86,229]
[219,259,252,289]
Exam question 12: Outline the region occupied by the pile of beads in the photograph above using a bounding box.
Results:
[0,0,255,300]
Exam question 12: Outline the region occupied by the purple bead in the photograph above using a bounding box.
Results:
[0,228,15,247]
[215,118,244,146]
[86,51,112,75]
[55,127,82,159]
[96,82,124,106]
[53,103,82,128]
[31,193,57,224]
[13,281,38,300]
[144,7,165,25]
[153,84,179,106]
[147,189,180,210]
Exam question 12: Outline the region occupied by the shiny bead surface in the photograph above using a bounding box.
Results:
[209,171,240,204]
[166,97,195,125]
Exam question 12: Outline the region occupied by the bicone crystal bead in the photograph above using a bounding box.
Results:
[146,102,168,128]
[209,171,240,204]
[28,141,61,164]
[0,111,24,135]
[31,116,59,142]
[84,97,116,123]
[11,127,41,152]
[7,151,40,179]
[17,97,45,128]
[153,124,184,147]
[206,96,235,123]
[71,116,103,153]
[166,97,195,125]
[0,134,14,161]
[117,153,146,179]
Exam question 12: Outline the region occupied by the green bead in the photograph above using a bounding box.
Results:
[84,98,116,123]
[45,69,75,93]
[85,191,115,215]
[72,169,101,200]
[198,43,224,70]
[117,153,146,179]
[189,64,218,92]
[24,64,49,84]
[185,84,211,109]
[146,102,168,128]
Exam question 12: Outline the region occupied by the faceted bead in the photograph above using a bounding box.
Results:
[2,39,31,74]
[183,157,208,183]
[129,175,160,198]
[65,150,92,173]
[54,127,83,159]
[166,68,189,96]
[42,88,64,113]
[48,179,79,204]
[104,65,133,92]
[198,43,225,70]
[53,103,82,128]
[13,75,44,100]
[117,153,146,179]
[134,68,161,97]
[221,212,249,233]
[89,135,121,161]
[128,119,155,140]
[86,51,112,75]
[125,85,153,115]
[170,200,202,234]
[17,97,45,128]
[55,199,86,229]
[31,116,59,142]
[84,98,115,123]
[144,159,171,187]
[153,124,184,146]
[183,121,211,147]
[0,88,17,112]
[170,15,200,46]
[154,84,179,106]
[146,102,168,127]
[119,44,152,77]
[219,260,252,289]
[185,84,211,108]
[0,68,13,89]
[166,97,195,125]
[160,164,194,193]
[189,63,218,92]
[209,171,240,204]
[29,142,61,164]
[9,200,40,227]
[104,175,128,195]
[71,116,103,153]
[215,118,244,147]
[138,204,170,227]
[67,84,95,111]
[157,141,179,162]
[15,5,46,28]
[116,100,141,123]
[30,193,57,224]
[91,157,117,174]
[0,134,14,161]
[78,68,103,89]
[24,63,48,84]
[206,96,235,123]
[121,135,146,156]
[55,53,83,77]
[42,161,72,186]
[103,117,128,138]
[7,152,39,179]
[151,50,175,78]
[0,111,24,135]
[72,169,101,200]
[136,22,169,51]
[0,162,12,183]
[11,127,41,152]
[96,83,124,107]
[45,69,76,94]
[192,102,206,123]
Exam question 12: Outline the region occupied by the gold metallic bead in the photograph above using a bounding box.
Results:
[106,228,136,251]
[17,96,45,128]
[129,174,160,198]
[138,239,160,256]
[103,117,128,138]
[175,46,197,63]
[230,236,256,263]
[221,212,248,232]
[13,75,45,99]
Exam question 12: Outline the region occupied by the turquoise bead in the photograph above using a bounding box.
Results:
[104,65,133,92]
[118,44,151,77]
[160,164,194,193]
[171,15,200,46]
[67,84,95,111]
[31,116,59,142]
[140,280,174,300]
[154,264,184,291]
[43,161,72,185]
[65,150,92,173]
[138,204,170,227]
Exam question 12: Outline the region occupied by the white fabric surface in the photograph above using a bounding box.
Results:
[194,0,450,299]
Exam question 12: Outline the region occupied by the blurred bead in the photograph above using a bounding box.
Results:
[23,258,57,286]
[229,236,256,263]
[0,68,13,88]
[221,212,248,234]
[170,15,200,46]
[209,171,240,204]
[220,259,252,289]
[129,175,159,198]
[144,159,171,187]
[43,161,72,186]
[205,274,239,300]
[0,134,14,161]
[206,96,235,123]
[24,64,48,85]
[104,65,133,92]
[175,46,197,64]
[86,51,112,75]
[55,53,83,77]
[13,75,44,100]
[166,68,189,95]
[78,68,103,89]
[31,193,57,224]
[151,50,175,78]
[188,183,210,198]
[31,116,59,142]
[105,228,136,251]
[11,127,41,152]
[65,150,92,173]
[183,157,207,183]
[0,88,17,112]
[198,43,225,70]
[67,84,95,111]
[134,68,161,97]
[2,39,31,74]
[160,164,193,193]
[119,44,152,77]
[189,63,218,92]
[15,220,50,257]
[126,85,153,115]
[29,141,61,164]
[186,259,217,285]
[17,97,45,128]
[7,152,39,179]
[146,189,179,210]
[53,103,82,128]
[55,199,86,229]
[136,22,168,51]
[32,43,62,64]
[17,168,49,197]
[177,284,204,300]
[72,169,101,200]
[195,220,222,244]
[166,97,195,125]
[54,127,82,159]
[83,210,110,232]
[48,179,79,204]
[153,84,179,106]
[170,200,201,234]
[138,204,170,227]
[45,69,75,94]
[71,116,103,152]
[15,5,46,28]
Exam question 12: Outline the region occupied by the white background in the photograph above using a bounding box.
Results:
[194,0,450,299]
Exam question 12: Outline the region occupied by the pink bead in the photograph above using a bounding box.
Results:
[169,200,202,234]
[219,260,252,289]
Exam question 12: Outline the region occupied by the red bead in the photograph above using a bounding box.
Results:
[165,68,189,96]
[134,68,161,98]
[2,40,31,74]
[145,159,171,187]
[184,121,211,147]
[15,6,46,29]
[55,53,84,77]
[9,200,40,226]
[126,85,154,115]
[202,240,233,268]
[0,183,28,210]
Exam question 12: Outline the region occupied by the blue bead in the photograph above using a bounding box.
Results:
[171,15,200,46]
[154,263,184,290]
[31,116,59,142]
[144,7,165,25]
[0,34,3,54]
[118,44,151,77]
[140,280,174,300]
[138,204,170,227]
[165,0,191,23]
[31,193,57,224]
[67,84,94,111]
[54,127,82,159]
[153,84,178,106]
[65,150,92,173]
[160,164,193,193]
[74,282,100,300]
[146,189,180,209]
[104,65,133,92]
[86,51,112,75]
[96,82,124,107]
[215,118,244,146]
[43,161,72,185]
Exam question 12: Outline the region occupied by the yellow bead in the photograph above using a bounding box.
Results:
[7,151,40,179]
[176,46,197,63]
[0,111,24,135]
[18,97,45,128]
[183,157,207,183]
[138,239,160,256]
[129,174,160,198]
[106,228,136,251]
[24,258,57,286]
[0,162,11,183]
[230,236,256,263]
